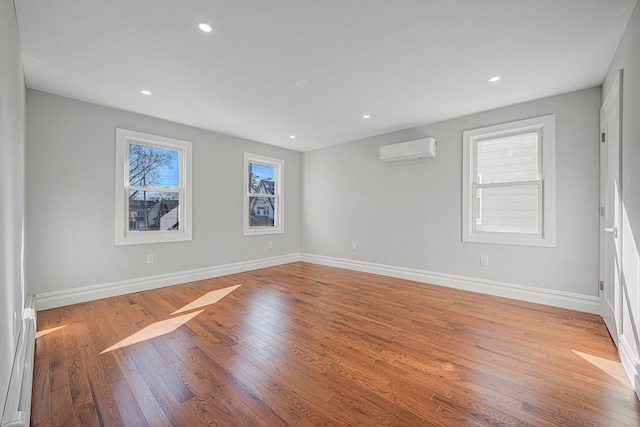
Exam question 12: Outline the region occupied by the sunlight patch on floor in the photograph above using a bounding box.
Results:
[572,350,629,388]
[35,324,67,339]
[172,284,242,314]
[101,310,203,353]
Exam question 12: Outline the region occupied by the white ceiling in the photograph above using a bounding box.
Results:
[14,0,637,152]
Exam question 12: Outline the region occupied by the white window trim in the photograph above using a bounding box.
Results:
[115,128,192,246]
[243,153,284,236]
[462,115,556,247]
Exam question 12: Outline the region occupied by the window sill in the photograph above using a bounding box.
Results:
[463,233,555,248]
[243,227,284,236]
[115,230,192,246]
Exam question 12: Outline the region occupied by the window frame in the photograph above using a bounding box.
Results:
[115,128,192,246]
[243,153,284,236]
[462,115,555,247]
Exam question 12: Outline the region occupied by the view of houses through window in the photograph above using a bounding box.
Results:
[115,128,192,245]
[128,143,180,232]
[243,153,283,235]
[248,162,276,227]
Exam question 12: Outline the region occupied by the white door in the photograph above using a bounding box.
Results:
[600,71,622,345]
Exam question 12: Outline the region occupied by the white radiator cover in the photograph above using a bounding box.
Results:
[1,295,36,427]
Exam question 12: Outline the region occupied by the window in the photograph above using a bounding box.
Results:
[115,128,192,245]
[243,153,283,235]
[462,115,555,247]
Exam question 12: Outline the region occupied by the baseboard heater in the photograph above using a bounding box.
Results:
[1,295,36,427]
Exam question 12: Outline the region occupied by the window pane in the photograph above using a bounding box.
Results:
[129,144,180,189]
[475,185,538,234]
[128,190,180,231]
[249,196,276,227]
[476,132,538,184]
[248,162,275,195]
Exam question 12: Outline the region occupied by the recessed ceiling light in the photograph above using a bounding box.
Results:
[362,114,371,119]
[295,79,309,88]
[289,135,296,139]
[489,76,501,83]
[198,22,213,33]
[140,89,152,95]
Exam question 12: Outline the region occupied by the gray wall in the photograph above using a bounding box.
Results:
[302,87,601,297]
[0,0,26,411]
[25,90,301,296]
[603,1,640,373]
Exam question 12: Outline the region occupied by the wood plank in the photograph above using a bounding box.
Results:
[111,379,149,427]
[129,342,196,427]
[72,313,126,426]
[30,357,52,427]
[160,369,195,403]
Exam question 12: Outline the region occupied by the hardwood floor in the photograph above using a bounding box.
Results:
[31,262,640,426]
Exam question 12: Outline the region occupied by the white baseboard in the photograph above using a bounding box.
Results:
[300,253,600,314]
[619,335,640,400]
[35,252,601,315]
[1,295,36,427]
[35,253,301,310]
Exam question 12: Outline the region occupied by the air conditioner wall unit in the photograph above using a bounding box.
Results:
[379,137,436,163]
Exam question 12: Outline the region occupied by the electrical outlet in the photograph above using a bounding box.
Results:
[480,254,489,266]
[351,242,357,251]
[268,240,273,249]
[147,254,155,264]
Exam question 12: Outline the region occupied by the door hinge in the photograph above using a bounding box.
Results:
[601,132,606,143]
[599,280,604,291]
[600,206,605,217]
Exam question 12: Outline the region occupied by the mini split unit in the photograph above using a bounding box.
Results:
[379,137,437,163]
